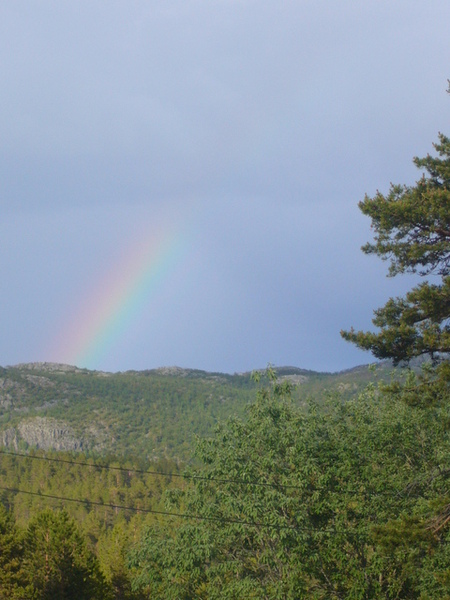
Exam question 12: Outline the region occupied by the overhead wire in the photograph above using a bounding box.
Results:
[0,449,302,489]
[2,484,443,564]
[0,452,445,542]
[0,484,366,536]
[0,449,445,498]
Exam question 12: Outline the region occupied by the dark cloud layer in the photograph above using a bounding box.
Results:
[1,1,449,372]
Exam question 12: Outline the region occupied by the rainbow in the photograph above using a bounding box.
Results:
[50,227,185,369]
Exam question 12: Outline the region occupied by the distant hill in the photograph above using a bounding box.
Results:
[0,361,403,460]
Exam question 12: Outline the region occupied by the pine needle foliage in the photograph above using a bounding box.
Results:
[341,130,450,368]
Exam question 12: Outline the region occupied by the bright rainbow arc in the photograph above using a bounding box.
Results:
[52,229,185,369]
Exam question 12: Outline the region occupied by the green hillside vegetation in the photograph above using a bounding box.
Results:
[0,364,256,460]
[0,362,411,598]
[0,451,183,598]
[0,367,448,598]
[0,361,402,460]
[129,372,450,598]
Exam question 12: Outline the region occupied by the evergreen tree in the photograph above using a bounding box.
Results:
[0,504,33,599]
[341,130,450,371]
[23,508,110,600]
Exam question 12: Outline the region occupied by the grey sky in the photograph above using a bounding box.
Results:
[1,1,449,372]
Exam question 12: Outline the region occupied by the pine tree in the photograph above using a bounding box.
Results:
[0,504,33,599]
[23,508,110,600]
[341,132,450,369]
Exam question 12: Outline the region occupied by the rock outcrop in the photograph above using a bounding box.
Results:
[0,417,84,452]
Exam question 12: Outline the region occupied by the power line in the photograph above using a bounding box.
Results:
[0,449,442,498]
[0,485,365,536]
[0,449,304,490]
[2,485,439,565]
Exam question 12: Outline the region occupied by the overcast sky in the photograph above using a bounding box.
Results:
[1,1,449,373]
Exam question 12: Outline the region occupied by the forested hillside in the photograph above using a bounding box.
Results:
[0,361,398,460]
[0,361,406,598]
[0,367,448,598]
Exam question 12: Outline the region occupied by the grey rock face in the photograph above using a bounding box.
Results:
[17,417,83,451]
[23,374,55,387]
[0,428,19,449]
[14,362,82,373]
[277,374,308,384]
[0,378,21,409]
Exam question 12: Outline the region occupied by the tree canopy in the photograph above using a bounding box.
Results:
[0,504,32,598]
[129,371,450,599]
[23,509,107,600]
[341,132,450,367]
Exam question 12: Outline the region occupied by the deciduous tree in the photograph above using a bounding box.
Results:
[129,370,450,598]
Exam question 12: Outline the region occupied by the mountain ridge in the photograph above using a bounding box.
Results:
[0,360,400,460]
[8,360,384,377]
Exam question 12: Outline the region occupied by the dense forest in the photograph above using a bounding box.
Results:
[0,361,400,460]
[0,130,449,597]
[0,367,449,598]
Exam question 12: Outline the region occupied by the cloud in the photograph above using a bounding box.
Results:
[1,1,449,371]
